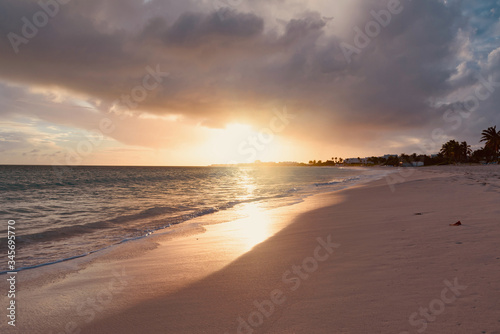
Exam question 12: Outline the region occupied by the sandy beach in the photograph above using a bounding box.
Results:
[3,1,499,332]
[5,165,500,334]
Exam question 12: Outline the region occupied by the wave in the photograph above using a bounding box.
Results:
[0,234,147,275]
[314,181,340,187]
[313,176,361,187]
[0,173,178,192]
[0,191,299,273]
[1,175,365,251]
[0,166,384,273]
[0,166,232,192]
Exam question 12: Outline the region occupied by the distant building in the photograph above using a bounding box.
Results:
[344,158,361,164]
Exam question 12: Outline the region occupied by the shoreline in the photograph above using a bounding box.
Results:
[3,165,500,333]
[2,169,358,333]
[0,166,385,275]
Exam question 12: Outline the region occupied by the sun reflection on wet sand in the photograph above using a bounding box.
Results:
[231,202,274,252]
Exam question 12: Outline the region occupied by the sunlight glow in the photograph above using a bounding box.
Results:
[234,202,273,251]
[202,123,256,164]
[200,123,288,164]
[236,170,257,201]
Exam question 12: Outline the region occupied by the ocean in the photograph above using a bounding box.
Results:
[0,165,389,272]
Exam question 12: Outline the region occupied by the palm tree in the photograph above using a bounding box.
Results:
[440,140,461,163]
[480,126,500,161]
[459,141,471,163]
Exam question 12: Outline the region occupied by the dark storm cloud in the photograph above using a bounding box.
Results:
[0,0,498,151]
[167,10,264,44]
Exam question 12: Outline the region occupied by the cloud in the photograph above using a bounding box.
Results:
[0,0,499,163]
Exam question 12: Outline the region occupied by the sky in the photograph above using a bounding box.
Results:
[0,0,499,166]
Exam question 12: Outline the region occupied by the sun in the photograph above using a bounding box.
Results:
[197,122,289,165]
[200,123,256,164]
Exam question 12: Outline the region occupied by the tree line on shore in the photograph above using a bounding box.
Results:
[308,126,500,166]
